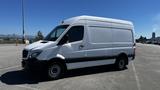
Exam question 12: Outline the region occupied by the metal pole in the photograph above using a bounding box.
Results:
[22,0,25,44]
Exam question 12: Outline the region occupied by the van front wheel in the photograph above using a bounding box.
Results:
[47,62,63,80]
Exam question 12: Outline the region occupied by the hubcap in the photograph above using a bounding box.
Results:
[119,59,125,69]
[49,64,61,78]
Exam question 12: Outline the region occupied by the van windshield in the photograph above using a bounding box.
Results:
[44,25,69,41]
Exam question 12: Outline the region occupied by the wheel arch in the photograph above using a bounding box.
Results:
[47,57,67,70]
[116,53,129,65]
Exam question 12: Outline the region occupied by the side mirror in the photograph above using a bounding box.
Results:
[58,35,69,45]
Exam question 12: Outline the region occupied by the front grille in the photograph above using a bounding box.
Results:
[23,50,28,58]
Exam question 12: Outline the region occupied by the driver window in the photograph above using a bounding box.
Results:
[66,26,84,43]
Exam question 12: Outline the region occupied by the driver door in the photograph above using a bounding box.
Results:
[58,25,86,59]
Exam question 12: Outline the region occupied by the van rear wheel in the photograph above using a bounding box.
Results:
[115,56,127,70]
[47,62,63,80]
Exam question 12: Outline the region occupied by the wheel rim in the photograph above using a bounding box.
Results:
[49,64,61,78]
[119,59,125,69]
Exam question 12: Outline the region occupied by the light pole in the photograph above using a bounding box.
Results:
[22,0,25,44]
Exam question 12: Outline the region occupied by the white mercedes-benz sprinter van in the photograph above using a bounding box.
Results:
[22,15,135,79]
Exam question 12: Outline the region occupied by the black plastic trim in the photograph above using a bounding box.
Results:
[65,54,134,63]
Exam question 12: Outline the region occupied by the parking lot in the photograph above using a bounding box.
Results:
[0,43,160,90]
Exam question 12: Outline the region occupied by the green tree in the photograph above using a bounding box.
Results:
[35,31,44,41]
[137,35,147,43]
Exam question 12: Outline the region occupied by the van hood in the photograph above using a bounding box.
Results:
[24,40,57,50]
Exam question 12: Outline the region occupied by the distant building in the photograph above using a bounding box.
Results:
[151,32,156,44]
[152,32,156,39]
[155,37,160,44]
[146,32,160,44]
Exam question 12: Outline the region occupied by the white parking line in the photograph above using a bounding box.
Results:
[15,85,40,90]
[131,62,141,90]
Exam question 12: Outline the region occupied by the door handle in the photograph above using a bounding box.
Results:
[79,45,84,49]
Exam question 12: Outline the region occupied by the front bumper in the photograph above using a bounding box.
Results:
[22,58,48,70]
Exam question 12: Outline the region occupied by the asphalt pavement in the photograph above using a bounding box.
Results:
[0,43,160,90]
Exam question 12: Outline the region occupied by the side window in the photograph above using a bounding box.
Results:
[67,26,84,42]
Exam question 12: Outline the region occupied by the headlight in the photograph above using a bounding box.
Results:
[30,50,42,58]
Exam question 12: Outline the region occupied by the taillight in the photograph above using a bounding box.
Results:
[133,43,136,57]
[131,43,136,60]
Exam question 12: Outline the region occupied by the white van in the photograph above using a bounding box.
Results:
[22,15,135,79]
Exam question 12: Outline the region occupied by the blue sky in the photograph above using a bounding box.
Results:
[0,0,160,39]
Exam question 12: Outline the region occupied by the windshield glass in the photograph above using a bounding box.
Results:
[44,25,69,41]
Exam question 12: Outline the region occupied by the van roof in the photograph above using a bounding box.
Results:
[63,15,133,25]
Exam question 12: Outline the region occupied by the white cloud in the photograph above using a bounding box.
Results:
[152,24,160,32]
[152,13,160,35]
[153,13,160,22]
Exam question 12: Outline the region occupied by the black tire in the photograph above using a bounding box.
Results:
[115,56,127,70]
[47,62,64,80]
